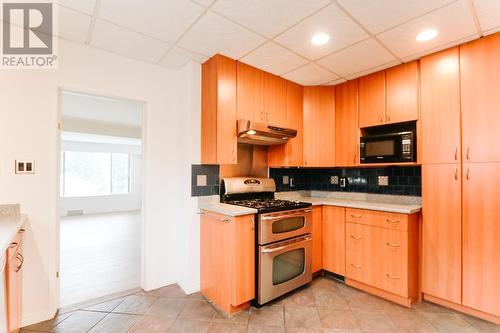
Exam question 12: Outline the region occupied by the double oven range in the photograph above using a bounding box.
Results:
[221,177,313,305]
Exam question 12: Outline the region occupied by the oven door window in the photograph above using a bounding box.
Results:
[272,248,305,285]
[365,140,395,157]
[272,217,305,234]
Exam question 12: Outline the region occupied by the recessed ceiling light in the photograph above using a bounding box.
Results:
[416,29,438,42]
[311,32,330,46]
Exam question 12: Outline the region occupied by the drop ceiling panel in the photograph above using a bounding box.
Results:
[337,0,455,34]
[377,0,478,59]
[473,0,500,35]
[240,42,308,76]
[56,5,92,43]
[317,38,398,77]
[323,78,347,86]
[98,0,204,42]
[282,63,339,86]
[345,60,401,80]
[56,0,96,15]
[91,20,171,63]
[177,11,265,59]
[160,47,208,69]
[275,3,368,60]
[212,0,330,38]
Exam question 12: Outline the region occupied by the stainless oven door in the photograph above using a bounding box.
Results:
[258,234,312,305]
[258,208,312,244]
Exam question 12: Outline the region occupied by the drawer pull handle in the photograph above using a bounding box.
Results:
[350,214,362,219]
[385,242,400,247]
[351,264,362,269]
[9,242,18,248]
[350,235,362,240]
[386,274,400,280]
[386,219,400,224]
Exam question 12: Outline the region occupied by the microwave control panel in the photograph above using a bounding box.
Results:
[401,133,413,159]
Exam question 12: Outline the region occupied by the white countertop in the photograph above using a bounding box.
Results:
[198,192,421,216]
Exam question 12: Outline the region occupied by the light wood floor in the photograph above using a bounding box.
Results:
[60,211,141,308]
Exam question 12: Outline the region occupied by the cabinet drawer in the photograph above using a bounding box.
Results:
[346,249,372,285]
[346,223,379,253]
[346,208,408,231]
[381,229,408,296]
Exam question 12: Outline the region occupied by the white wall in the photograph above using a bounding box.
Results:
[0,39,192,326]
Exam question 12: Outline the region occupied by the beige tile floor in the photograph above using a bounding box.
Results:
[22,276,500,333]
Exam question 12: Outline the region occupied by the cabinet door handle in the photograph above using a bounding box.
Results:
[15,253,24,272]
[454,148,458,161]
[350,214,362,219]
[466,147,470,160]
[386,273,400,280]
[454,168,458,180]
[9,242,18,248]
[385,242,400,247]
[350,235,362,240]
[386,219,400,224]
[387,112,390,122]
[351,264,362,269]
[353,153,356,164]
[466,167,470,180]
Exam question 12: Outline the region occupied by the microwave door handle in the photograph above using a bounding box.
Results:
[261,235,312,253]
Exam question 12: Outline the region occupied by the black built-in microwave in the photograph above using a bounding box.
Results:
[360,131,415,163]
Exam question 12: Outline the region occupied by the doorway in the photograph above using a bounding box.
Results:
[58,90,144,308]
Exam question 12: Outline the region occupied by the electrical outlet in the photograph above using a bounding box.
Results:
[378,176,389,186]
[196,174,207,186]
[282,176,289,185]
[330,176,339,185]
[15,160,35,174]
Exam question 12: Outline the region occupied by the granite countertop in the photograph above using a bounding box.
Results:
[0,204,26,255]
[277,191,422,214]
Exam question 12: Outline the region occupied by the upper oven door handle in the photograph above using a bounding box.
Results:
[261,208,312,221]
[261,235,312,253]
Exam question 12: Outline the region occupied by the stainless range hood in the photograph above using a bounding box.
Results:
[237,119,297,146]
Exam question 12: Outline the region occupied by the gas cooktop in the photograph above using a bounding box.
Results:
[227,198,311,213]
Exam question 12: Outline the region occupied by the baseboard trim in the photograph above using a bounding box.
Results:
[423,294,500,325]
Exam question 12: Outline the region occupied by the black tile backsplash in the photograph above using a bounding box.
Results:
[270,166,421,196]
[191,164,220,197]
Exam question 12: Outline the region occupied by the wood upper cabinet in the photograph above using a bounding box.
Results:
[335,80,359,166]
[359,71,385,128]
[201,55,237,164]
[268,81,304,167]
[311,206,323,273]
[200,212,255,314]
[421,164,462,304]
[460,33,500,163]
[420,48,461,164]
[322,206,345,275]
[263,72,287,127]
[303,86,335,167]
[462,162,500,317]
[237,61,263,122]
[386,61,419,124]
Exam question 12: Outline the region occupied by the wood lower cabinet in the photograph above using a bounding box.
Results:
[421,164,462,304]
[303,86,335,167]
[460,33,500,163]
[345,208,419,307]
[385,61,419,124]
[268,81,304,167]
[462,162,500,317]
[201,55,237,164]
[200,212,254,314]
[311,206,323,273]
[322,206,345,275]
[334,80,359,166]
[420,47,461,164]
[359,71,385,128]
[6,229,24,333]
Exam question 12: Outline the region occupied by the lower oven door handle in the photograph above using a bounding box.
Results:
[261,235,312,253]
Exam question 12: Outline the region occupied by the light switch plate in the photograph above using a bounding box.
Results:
[197,174,207,186]
[378,176,389,186]
[330,176,339,184]
[282,176,289,185]
[15,160,35,174]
